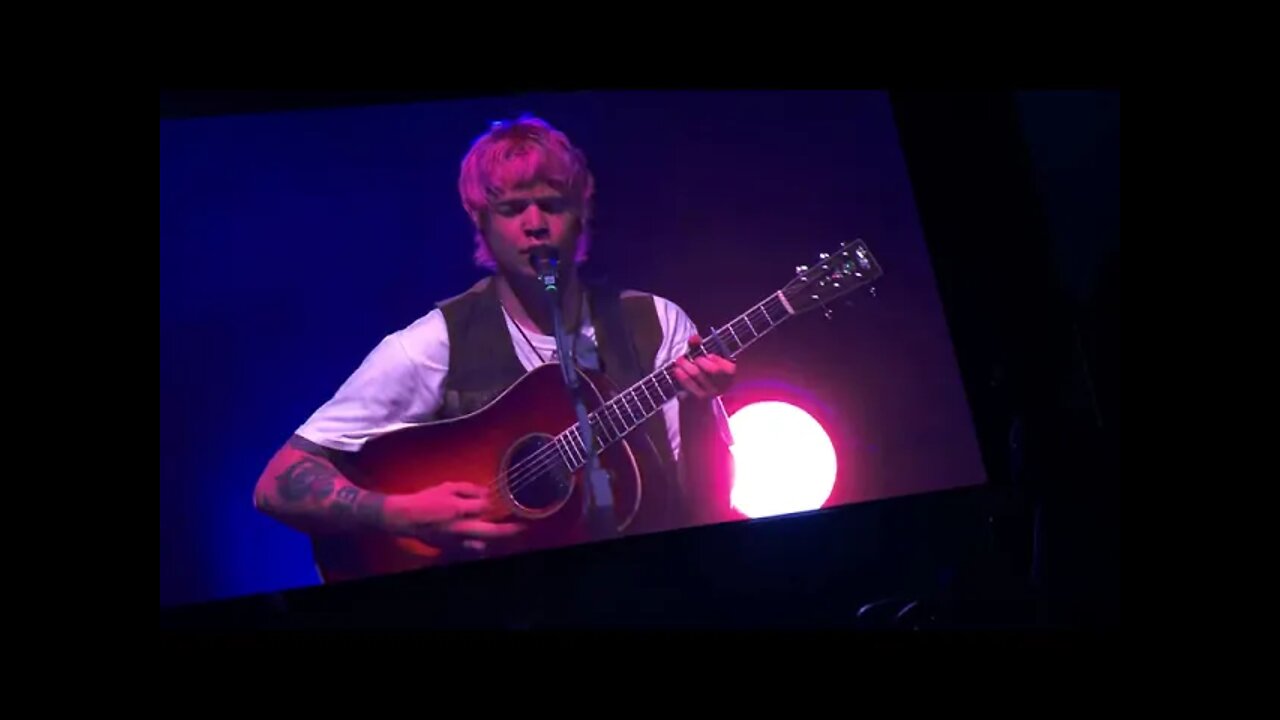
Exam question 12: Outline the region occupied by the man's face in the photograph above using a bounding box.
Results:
[479,182,581,279]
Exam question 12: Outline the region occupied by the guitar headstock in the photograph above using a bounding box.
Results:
[783,239,884,316]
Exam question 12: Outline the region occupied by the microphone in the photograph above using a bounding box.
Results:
[528,245,560,292]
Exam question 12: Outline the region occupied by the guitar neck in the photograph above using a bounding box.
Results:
[555,290,796,469]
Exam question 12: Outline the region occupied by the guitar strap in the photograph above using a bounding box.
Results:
[586,277,682,518]
[587,280,642,381]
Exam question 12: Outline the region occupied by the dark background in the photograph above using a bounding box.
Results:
[160,89,1118,628]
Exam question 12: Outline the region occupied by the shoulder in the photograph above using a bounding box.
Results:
[388,276,495,358]
[616,289,698,349]
[611,288,695,332]
[435,277,494,321]
[649,293,697,336]
[617,289,691,322]
[389,307,451,370]
[436,276,492,307]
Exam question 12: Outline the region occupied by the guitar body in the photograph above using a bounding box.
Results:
[313,362,656,584]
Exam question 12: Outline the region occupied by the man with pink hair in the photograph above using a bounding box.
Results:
[252,115,736,574]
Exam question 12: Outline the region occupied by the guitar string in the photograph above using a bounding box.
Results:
[493,294,615,494]
[495,296,789,500]
[497,296,786,496]
[496,250,873,500]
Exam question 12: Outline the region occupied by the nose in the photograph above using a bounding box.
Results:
[521,206,549,240]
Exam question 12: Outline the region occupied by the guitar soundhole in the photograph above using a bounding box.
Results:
[504,435,574,516]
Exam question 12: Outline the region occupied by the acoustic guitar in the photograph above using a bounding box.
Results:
[315,240,884,583]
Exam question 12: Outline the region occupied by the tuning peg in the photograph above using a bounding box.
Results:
[819,252,830,260]
[823,305,834,320]
[795,265,809,275]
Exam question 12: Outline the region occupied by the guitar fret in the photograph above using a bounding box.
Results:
[607,302,778,464]
[610,402,630,434]
[720,330,737,357]
[602,405,623,438]
[567,427,584,465]
[638,384,657,412]
[660,369,678,395]
[727,324,741,350]
[548,242,882,476]
[563,300,771,471]
[590,416,609,446]
[643,378,662,409]
[762,302,780,323]
[754,305,773,328]
[597,409,615,444]
[553,436,572,469]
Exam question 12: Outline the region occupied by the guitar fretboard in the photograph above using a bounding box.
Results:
[551,290,796,470]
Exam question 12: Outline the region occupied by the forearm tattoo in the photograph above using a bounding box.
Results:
[330,486,360,519]
[277,457,338,503]
[329,486,386,525]
[273,451,386,527]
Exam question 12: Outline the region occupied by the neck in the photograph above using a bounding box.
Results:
[496,266,582,337]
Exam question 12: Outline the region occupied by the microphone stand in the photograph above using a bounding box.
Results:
[535,262,617,542]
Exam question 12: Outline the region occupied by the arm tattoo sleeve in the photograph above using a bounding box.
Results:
[330,485,360,519]
[327,486,387,525]
[276,457,339,503]
[271,436,384,529]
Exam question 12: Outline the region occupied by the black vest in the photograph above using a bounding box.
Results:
[434,274,707,531]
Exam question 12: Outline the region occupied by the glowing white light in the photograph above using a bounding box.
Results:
[727,401,837,519]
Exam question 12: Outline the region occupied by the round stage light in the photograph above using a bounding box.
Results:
[726,401,837,519]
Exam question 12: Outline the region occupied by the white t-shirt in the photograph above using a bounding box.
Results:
[296,293,726,462]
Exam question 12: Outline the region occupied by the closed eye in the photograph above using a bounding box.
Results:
[492,197,571,217]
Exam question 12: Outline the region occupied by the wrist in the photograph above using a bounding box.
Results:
[330,485,393,533]
[376,493,409,534]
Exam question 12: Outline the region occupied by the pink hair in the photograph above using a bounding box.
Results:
[458,115,596,270]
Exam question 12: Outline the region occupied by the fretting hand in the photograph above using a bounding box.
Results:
[672,333,736,400]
